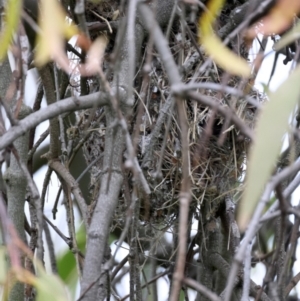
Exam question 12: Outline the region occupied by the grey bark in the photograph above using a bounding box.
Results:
[79,1,175,300]
[0,91,108,150]
[5,104,32,301]
[0,4,25,301]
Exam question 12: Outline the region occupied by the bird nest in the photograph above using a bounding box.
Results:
[135,86,263,225]
[78,53,265,231]
[77,4,266,227]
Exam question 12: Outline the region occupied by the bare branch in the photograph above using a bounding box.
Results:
[0,92,107,150]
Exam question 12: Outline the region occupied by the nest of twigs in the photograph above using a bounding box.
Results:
[79,2,266,228]
[137,86,263,224]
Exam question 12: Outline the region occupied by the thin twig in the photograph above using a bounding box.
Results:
[183,278,221,301]
[49,160,88,229]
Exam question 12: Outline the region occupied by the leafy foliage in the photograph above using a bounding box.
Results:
[238,66,300,230]
[0,0,22,60]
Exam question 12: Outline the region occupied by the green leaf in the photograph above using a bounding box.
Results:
[57,225,86,283]
[179,289,185,301]
[34,272,70,301]
[57,250,76,283]
[0,0,22,60]
[0,246,7,284]
[238,66,300,230]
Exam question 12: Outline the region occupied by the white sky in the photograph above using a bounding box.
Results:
[249,36,293,92]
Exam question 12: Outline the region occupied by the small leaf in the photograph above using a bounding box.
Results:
[112,10,120,21]
[35,0,79,72]
[201,35,251,77]
[57,225,86,298]
[238,66,300,230]
[15,267,70,301]
[79,35,108,76]
[247,0,300,38]
[198,0,250,77]
[35,272,70,301]
[0,0,22,60]
[273,22,300,52]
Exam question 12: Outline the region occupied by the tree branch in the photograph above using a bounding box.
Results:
[0,92,108,150]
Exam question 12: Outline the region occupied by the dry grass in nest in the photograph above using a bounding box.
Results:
[78,17,266,227]
[137,86,264,224]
